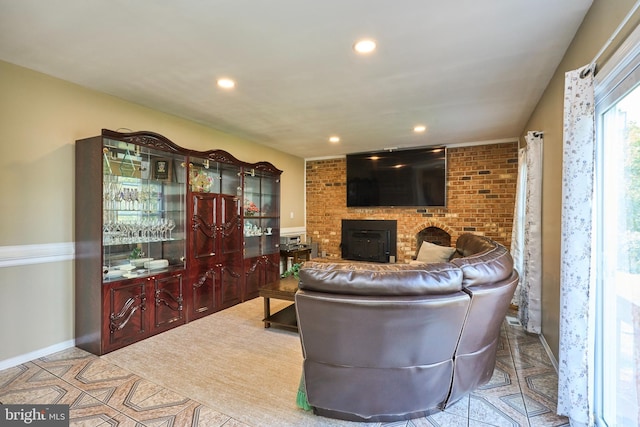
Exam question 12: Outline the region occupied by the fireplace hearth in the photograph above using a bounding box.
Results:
[341,219,397,263]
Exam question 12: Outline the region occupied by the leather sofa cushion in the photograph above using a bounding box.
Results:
[451,234,513,287]
[454,233,496,257]
[298,261,463,296]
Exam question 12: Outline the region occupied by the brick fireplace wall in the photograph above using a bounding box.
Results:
[306,142,518,263]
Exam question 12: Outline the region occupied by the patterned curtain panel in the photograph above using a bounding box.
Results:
[510,147,526,307]
[510,132,543,333]
[557,64,596,427]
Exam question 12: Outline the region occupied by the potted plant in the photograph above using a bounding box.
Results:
[281,262,303,280]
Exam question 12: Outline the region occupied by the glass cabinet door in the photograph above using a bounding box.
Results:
[102,139,186,282]
[260,172,280,256]
[243,170,280,258]
[188,156,242,196]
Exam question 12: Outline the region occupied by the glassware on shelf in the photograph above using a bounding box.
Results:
[167,219,176,239]
[132,189,139,210]
[244,221,264,237]
[139,189,150,211]
[102,217,180,245]
[122,188,132,210]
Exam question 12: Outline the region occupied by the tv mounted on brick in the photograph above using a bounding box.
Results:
[346,147,446,208]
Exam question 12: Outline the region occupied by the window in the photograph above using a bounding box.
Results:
[595,26,640,426]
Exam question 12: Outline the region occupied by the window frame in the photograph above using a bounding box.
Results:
[594,22,640,426]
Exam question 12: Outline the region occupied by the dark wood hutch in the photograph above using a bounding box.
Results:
[75,130,281,355]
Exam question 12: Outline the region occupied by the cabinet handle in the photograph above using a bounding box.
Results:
[109,296,143,332]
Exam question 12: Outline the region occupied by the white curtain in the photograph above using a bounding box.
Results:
[557,64,596,427]
[511,146,526,307]
[510,131,543,333]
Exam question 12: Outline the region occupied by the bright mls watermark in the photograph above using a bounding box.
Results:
[1,405,69,426]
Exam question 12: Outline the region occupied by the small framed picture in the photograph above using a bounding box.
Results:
[153,158,172,181]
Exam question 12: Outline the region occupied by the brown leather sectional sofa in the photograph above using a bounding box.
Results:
[295,233,518,422]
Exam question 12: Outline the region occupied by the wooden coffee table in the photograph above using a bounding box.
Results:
[258,276,299,331]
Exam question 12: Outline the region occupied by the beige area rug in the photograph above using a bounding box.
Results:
[101,298,365,427]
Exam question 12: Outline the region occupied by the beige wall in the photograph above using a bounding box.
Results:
[523,0,640,359]
[0,60,305,362]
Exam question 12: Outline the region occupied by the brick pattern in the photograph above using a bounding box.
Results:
[306,142,518,263]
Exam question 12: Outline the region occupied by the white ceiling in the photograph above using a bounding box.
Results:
[0,0,592,159]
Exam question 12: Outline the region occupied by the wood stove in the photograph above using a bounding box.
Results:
[341,219,397,263]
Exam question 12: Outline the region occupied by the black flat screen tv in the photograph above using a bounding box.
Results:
[346,147,446,207]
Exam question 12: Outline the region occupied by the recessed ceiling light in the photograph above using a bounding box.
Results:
[413,125,426,133]
[217,78,235,89]
[329,136,340,143]
[353,39,376,54]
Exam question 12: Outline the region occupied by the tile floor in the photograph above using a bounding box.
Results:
[0,316,569,426]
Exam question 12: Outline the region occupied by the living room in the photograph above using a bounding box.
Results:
[1,1,639,426]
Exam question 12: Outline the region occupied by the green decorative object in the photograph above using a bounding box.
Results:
[281,262,303,279]
[296,375,312,411]
[129,247,144,260]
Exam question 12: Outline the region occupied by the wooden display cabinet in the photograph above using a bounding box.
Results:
[101,270,184,353]
[151,271,185,332]
[187,155,244,320]
[76,130,282,355]
[76,130,188,355]
[243,168,281,299]
[244,253,281,300]
[102,279,146,352]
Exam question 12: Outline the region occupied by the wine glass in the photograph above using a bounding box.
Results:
[139,189,149,212]
[151,218,161,241]
[122,188,132,210]
[167,219,176,240]
[132,189,139,211]
[111,183,122,210]
[141,218,150,241]
[103,220,112,244]
[158,218,167,240]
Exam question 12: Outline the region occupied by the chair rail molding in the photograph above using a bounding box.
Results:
[281,227,306,236]
[0,242,75,268]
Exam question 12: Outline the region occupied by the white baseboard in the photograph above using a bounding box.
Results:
[539,333,559,373]
[0,242,75,268]
[0,339,76,371]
